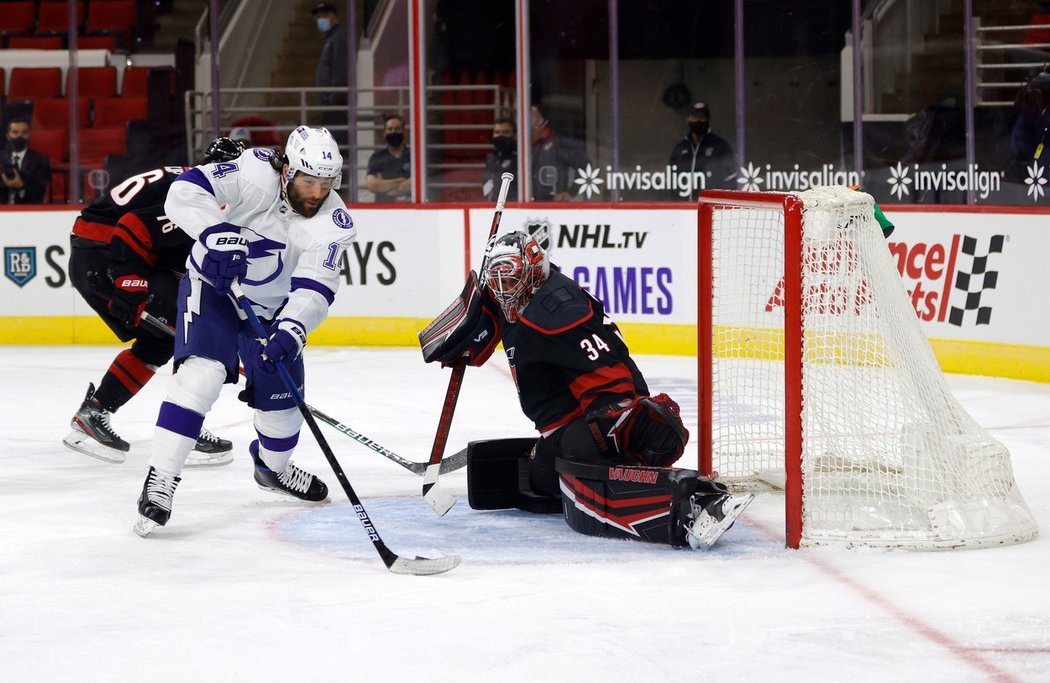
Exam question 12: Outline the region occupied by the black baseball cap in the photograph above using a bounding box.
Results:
[312,2,337,14]
[689,101,710,117]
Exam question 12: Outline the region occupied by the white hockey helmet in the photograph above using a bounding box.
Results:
[285,125,342,189]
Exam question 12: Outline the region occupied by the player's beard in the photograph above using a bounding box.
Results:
[286,182,326,218]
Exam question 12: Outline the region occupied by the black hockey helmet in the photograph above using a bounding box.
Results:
[200,136,246,165]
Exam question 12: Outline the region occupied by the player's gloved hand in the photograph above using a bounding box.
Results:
[585,393,689,468]
[199,228,249,293]
[107,274,149,329]
[255,319,306,374]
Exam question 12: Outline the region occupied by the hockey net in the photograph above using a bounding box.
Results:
[697,186,1037,550]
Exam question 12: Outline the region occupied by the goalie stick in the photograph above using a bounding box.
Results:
[231,282,461,576]
[139,312,468,476]
[420,171,514,516]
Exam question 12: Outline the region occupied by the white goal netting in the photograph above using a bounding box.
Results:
[704,186,1037,549]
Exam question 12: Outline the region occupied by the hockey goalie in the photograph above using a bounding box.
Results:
[421,230,753,550]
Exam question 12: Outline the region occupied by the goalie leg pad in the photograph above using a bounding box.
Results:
[556,456,704,546]
[466,438,561,513]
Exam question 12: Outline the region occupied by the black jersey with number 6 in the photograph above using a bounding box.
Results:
[499,269,648,434]
[74,166,193,277]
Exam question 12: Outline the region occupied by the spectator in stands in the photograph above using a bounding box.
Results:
[668,101,736,199]
[312,2,348,146]
[229,127,253,148]
[483,117,518,202]
[530,103,590,201]
[227,115,283,148]
[1010,69,1050,178]
[366,114,411,202]
[0,118,52,205]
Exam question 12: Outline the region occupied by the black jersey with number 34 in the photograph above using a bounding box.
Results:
[499,269,648,434]
[76,166,194,277]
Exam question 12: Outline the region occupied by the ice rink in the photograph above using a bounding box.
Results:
[3,344,1049,682]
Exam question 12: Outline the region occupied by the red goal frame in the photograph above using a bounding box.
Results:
[697,190,805,548]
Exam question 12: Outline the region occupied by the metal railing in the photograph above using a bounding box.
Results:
[184,83,512,199]
[974,20,1050,107]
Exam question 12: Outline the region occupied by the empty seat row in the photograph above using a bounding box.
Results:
[1,66,173,100]
[4,34,119,51]
[0,1,137,50]
[14,95,149,130]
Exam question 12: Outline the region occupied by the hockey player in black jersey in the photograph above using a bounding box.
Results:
[63,137,245,466]
[421,231,753,550]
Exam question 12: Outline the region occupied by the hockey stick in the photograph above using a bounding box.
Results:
[140,312,468,476]
[420,171,514,516]
[230,283,461,575]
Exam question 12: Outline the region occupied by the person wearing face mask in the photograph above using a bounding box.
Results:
[668,101,735,200]
[530,104,590,202]
[482,117,518,202]
[365,114,412,202]
[1,118,52,204]
[312,2,348,147]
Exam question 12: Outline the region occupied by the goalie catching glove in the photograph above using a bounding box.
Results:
[585,393,689,468]
[419,271,500,368]
[255,319,306,374]
[107,274,149,329]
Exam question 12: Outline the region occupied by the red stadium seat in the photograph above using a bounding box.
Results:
[7,36,64,50]
[30,127,69,162]
[0,2,36,39]
[8,67,63,99]
[77,126,127,166]
[31,97,91,129]
[120,66,174,97]
[85,0,136,50]
[76,34,119,51]
[67,66,118,98]
[36,1,85,35]
[92,96,147,128]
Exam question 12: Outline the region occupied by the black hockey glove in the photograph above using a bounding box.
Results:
[108,274,149,329]
[419,270,500,367]
[585,393,689,468]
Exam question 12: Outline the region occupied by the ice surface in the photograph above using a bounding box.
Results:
[3,346,1048,681]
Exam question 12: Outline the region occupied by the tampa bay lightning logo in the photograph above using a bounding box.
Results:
[331,208,353,229]
[253,148,275,161]
[240,229,285,286]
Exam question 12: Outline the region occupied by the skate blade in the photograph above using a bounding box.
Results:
[185,451,234,468]
[689,493,755,550]
[62,430,127,464]
[133,516,160,537]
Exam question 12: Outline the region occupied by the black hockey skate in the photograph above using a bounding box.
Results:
[63,382,130,464]
[249,440,328,502]
[134,466,181,537]
[684,491,754,550]
[186,426,234,468]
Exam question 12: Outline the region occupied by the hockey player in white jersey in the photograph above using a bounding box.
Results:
[135,126,357,536]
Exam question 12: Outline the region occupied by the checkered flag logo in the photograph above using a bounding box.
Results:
[948,235,1004,326]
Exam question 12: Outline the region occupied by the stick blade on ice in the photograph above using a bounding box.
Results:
[388,553,462,576]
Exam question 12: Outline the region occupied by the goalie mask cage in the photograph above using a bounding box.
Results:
[697,186,1038,550]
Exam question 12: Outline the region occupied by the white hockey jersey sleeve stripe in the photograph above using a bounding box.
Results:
[290,277,335,306]
[176,167,216,197]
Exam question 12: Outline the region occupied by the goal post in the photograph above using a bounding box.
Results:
[697,186,1038,550]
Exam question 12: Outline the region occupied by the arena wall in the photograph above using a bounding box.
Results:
[1,203,1047,382]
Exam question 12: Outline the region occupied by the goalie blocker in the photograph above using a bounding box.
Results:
[467,438,751,549]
